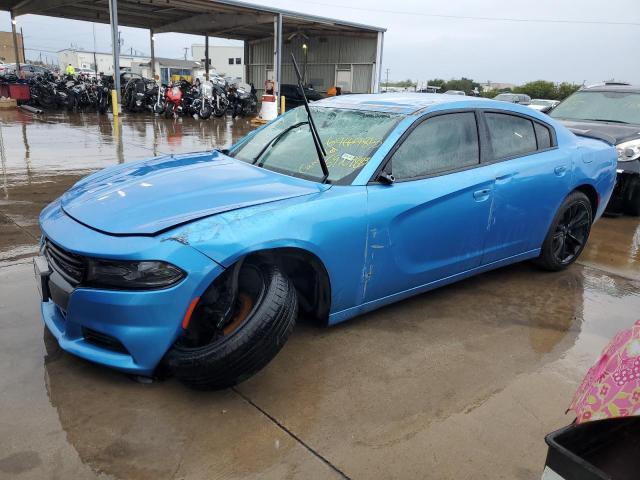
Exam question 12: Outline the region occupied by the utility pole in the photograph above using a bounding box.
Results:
[92,23,98,77]
[385,68,390,91]
[183,47,188,60]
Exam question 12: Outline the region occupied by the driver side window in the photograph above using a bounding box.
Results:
[389,112,480,180]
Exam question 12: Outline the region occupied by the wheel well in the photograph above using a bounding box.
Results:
[244,248,331,325]
[574,184,598,215]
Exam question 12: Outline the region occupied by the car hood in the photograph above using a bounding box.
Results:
[61,151,327,235]
[556,119,640,144]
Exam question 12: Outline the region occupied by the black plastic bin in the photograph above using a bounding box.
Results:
[543,417,640,480]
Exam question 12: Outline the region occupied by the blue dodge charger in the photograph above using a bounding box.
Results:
[36,93,617,389]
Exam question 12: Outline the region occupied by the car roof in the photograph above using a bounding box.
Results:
[314,92,490,114]
[581,84,640,94]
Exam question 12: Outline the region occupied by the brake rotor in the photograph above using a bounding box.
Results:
[222,292,254,336]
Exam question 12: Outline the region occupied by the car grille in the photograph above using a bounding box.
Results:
[44,240,86,285]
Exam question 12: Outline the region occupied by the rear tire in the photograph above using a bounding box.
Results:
[164,261,297,390]
[535,191,592,271]
[623,175,640,217]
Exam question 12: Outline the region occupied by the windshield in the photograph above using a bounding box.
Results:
[232,106,402,183]
[550,91,640,125]
[531,99,553,106]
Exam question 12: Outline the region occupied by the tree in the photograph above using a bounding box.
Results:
[556,82,580,100]
[513,80,556,100]
[425,78,446,90]
[441,77,481,95]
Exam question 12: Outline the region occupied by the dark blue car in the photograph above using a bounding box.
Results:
[36,93,617,389]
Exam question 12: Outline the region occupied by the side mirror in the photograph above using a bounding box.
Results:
[378,171,395,184]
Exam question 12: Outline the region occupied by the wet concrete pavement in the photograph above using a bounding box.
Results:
[1,111,639,479]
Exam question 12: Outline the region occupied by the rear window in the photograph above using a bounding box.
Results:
[534,123,552,149]
[485,113,537,159]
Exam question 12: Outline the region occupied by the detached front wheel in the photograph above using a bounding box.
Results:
[164,261,297,390]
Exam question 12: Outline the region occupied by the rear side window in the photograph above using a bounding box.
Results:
[534,123,552,149]
[485,113,536,159]
[390,112,479,180]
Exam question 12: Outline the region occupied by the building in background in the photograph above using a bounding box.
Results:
[58,48,149,74]
[191,44,244,82]
[137,57,200,83]
[246,35,378,95]
[57,49,198,83]
[480,81,516,92]
[0,31,24,63]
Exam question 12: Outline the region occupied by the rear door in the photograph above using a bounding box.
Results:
[479,110,572,264]
[364,111,494,301]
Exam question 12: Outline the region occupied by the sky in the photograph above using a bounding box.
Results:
[1,0,638,86]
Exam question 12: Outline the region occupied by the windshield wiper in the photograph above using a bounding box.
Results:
[252,121,309,166]
[583,118,630,124]
[291,53,330,183]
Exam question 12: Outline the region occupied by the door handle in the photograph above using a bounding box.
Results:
[554,166,567,176]
[473,188,491,201]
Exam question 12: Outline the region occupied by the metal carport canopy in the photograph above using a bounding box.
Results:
[1,0,386,104]
[1,0,384,40]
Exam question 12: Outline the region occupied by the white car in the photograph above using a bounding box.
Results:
[77,68,97,79]
[528,99,560,113]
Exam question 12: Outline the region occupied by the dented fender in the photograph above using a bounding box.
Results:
[160,185,370,315]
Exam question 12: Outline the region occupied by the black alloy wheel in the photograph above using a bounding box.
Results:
[536,191,593,271]
[552,202,591,264]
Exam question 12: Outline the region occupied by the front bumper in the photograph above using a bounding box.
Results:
[38,200,224,375]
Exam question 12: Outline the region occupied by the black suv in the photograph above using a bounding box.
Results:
[550,83,640,215]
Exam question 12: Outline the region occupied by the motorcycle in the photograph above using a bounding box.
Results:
[210,76,230,118]
[163,82,184,118]
[123,77,157,113]
[97,75,113,114]
[153,84,166,115]
[29,74,58,109]
[228,82,258,118]
[184,82,212,119]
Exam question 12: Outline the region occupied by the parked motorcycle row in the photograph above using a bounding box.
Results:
[120,75,258,119]
[8,72,113,113]
[1,70,258,119]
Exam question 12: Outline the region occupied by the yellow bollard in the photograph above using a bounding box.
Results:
[280,95,285,115]
[111,89,119,116]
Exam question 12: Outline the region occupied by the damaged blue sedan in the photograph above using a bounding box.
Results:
[36,93,617,389]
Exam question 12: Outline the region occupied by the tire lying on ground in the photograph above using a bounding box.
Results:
[535,191,593,271]
[163,260,297,390]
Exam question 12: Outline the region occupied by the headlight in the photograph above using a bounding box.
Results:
[616,139,640,162]
[86,259,185,290]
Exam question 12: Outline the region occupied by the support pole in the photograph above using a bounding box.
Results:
[108,0,121,109]
[150,29,156,80]
[204,34,209,81]
[375,32,384,93]
[20,27,26,64]
[10,12,20,75]
[273,13,282,112]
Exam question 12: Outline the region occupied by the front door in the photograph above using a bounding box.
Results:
[364,111,494,302]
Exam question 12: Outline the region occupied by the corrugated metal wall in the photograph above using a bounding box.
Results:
[247,34,377,94]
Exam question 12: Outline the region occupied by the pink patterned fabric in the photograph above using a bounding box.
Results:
[570,320,640,424]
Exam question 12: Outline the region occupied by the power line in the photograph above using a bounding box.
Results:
[288,0,640,27]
